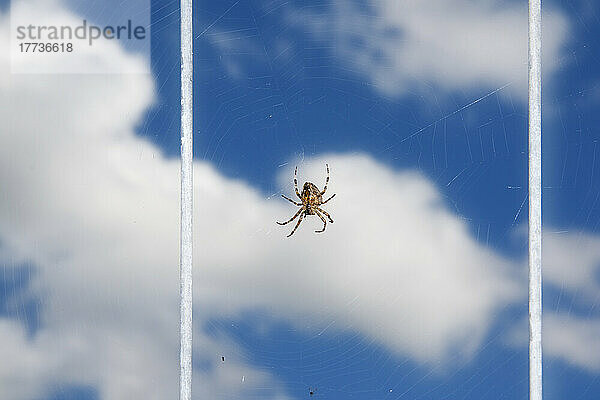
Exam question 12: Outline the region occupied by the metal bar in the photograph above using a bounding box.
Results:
[528,0,542,398]
[180,0,193,398]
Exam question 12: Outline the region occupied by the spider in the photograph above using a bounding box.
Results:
[277,164,336,237]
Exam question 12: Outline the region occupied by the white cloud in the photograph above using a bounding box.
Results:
[282,0,569,100]
[542,231,600,372]
[544,232,600,301]
[544,313,600,372]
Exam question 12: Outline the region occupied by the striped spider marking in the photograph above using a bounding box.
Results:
[277,164,336,237]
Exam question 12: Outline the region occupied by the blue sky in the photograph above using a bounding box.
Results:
[1,0,600,399]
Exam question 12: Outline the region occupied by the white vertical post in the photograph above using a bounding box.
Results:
[180,0,193,398]
[528,0,542,398]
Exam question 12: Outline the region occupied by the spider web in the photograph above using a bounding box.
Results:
[188,1,600,399]
[192,0,530,399]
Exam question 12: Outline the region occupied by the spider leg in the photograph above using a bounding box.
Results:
[322,193,336,204]
[277,207,303,225]
[314,209,327,233]
[316,207,334,223]
[281,194,302,206]
[320,163,330,195]
[287,212,305,237]
[294,166,301,199]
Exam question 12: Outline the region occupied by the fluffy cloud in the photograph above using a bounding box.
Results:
[541,232,600,372]
[544,313,600,372]
[544,232,600,301]
[282,0,569,100]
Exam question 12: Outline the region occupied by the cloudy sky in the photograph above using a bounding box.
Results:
[1,0,600,399]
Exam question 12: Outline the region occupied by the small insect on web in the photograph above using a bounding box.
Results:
[277,164,336,237]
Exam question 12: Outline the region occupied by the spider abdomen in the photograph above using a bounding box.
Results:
[301,182,322,207]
